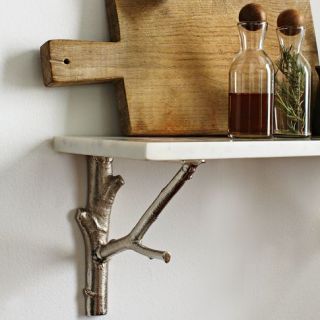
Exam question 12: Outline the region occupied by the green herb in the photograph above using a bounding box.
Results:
[275,45,305,134]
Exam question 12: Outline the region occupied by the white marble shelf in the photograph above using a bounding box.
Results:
[53,136,320,161]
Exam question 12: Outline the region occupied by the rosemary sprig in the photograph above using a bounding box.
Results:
[275,45,305,134]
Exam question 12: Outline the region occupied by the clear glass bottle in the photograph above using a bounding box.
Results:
[229,22,274,139]
[274,26,311,138]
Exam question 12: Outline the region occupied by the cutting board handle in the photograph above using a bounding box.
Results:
[40,40,122,87]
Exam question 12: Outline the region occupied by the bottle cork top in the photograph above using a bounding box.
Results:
[239,3,267,31]
[277,9,304,35]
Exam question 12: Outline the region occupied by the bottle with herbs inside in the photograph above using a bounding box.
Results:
[274,9,311,138]
[229,3,274,139]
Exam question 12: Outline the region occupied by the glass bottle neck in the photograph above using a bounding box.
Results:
[238,22,267,51]
[277,27,305,54]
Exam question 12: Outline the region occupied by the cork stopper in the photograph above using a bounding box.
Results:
[239,3,267,31]
[277,9,304,36]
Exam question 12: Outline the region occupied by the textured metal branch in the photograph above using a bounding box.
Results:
[97,160,205,263]
[76,157,204,316]
[76,157,124,316]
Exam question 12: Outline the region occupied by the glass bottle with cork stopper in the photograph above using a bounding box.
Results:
[274,9,311,138]
[229,3,274,139]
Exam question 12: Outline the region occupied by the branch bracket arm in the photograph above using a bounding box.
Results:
[96,160,205,263]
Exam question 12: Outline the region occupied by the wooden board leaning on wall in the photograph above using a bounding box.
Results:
[41,0,318,136]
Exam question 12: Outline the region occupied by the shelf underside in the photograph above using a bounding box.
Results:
[53,136,320,161]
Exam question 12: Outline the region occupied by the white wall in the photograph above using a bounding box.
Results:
[1,1,320,319]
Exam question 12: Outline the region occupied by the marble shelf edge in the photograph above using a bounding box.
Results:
[53,136,320,161]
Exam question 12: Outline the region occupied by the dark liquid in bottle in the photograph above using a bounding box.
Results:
[229,93,272,138]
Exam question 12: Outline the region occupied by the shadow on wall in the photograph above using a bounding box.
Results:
[4,50,43,88]
[0,141,86,315]
[64,0,121,136]
[68,209,87,316]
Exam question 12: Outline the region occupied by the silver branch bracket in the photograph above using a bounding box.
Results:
[76,156,204,316]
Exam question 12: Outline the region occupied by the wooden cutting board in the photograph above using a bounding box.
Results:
[41,0,318,136]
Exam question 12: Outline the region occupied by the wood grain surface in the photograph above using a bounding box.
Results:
[40,0,318,136]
